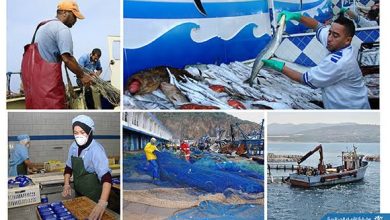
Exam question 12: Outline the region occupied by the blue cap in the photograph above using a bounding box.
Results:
[17,134,30,142]
[72,115,95,131]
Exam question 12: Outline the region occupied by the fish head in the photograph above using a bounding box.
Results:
[278,14,286,31]
[128,79,141,94]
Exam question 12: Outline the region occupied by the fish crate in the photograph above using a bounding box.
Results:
[63,196,117,220]
[44,161,65,172]
[8,181,41,208]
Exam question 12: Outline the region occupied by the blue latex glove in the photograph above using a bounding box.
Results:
[278,10,302,22]
[262,59,285,72]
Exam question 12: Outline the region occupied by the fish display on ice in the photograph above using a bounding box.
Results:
[245,14,286,87]
[124,59,324,110]
[160,82,190,107]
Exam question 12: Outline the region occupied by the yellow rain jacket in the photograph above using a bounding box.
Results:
[144,142,158,161]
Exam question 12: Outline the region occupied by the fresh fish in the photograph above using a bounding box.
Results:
[228,99,247,109]
[245,14,286,86]
[167,68,233,109]
[209,85,226,93]
[123,95,140,109]
[252,100,291,109]
[124,59,324,110]
[179,103,219,110]
[151,90,171,101]
[126,66,197,95]
[133,93,174,109]
[160,82,190,107]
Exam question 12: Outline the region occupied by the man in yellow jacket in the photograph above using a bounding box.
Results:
[144,138,160,180]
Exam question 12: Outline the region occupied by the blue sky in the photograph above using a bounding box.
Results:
[6,0,120,93]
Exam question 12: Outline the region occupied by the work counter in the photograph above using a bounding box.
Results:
[8,170,120,219]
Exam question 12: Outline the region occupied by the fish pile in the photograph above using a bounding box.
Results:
[124,61,323,110]
[364,73,379,98]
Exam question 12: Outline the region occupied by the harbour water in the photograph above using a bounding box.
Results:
[267,142,380,220]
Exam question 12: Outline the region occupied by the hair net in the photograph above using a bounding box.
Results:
[17,134,30,142]
[72,115,95,131]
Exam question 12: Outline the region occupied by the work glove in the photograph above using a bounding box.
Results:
[262,59,285,72]
[339,7,350,14]
[278,10,302,22]
[88,199,108,220]
[62,184,72,197]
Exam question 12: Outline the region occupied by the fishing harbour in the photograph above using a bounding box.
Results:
[122,112,264,219]
[267,142,380,220]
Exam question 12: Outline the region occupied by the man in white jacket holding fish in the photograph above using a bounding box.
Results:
[262,11,370,109]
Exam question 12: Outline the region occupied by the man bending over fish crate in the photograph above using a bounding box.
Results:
[262,12,370,109]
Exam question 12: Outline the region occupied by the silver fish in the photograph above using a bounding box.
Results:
[160,82,190,107]
[251,100,292,109]
[245,14,286,87]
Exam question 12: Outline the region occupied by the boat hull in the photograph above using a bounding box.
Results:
[289,161,368,188]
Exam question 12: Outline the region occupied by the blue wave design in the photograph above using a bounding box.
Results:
[274,0,324,11]
[275,0,333,34]
[124,0,268,19]
[123,22,271,82]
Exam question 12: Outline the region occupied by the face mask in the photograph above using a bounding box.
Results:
[75,134,88,146]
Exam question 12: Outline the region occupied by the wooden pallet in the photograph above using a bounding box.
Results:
[63,196,118,220]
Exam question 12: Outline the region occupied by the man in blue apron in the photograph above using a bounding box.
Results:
[62,115,119,219]
[8,134,37,177]
[21,0,92,109]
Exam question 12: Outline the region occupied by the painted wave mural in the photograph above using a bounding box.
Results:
[274,0,333,34]
[123,0,333,81]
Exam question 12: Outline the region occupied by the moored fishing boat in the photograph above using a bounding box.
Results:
[289,145,368,188]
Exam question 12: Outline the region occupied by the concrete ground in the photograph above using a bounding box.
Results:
[123,200,182,220]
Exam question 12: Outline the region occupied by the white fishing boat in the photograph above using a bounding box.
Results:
[288,145,368,188]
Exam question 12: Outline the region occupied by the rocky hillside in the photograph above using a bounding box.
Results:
[154,112,261,140]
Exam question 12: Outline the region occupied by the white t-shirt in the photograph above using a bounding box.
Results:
[302,26,370,109]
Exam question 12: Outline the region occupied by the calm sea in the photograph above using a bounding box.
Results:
[267,142,380,220]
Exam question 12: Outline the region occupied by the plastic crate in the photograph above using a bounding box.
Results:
[8,182,41,208]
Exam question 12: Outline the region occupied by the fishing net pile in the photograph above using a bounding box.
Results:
[90,76,120,106]
[124,151,263,207]
[156,151,263,194]
[123,188,263,209]
[168,201,264,220]
[80,67,120,106]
